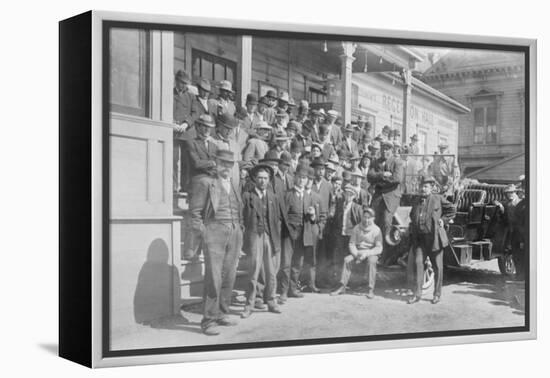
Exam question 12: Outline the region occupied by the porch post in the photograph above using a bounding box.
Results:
[339,42,356,125]
[237,35,253,108]
[401,68,412,143]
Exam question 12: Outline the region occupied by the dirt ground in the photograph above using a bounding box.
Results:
[111,259,525,351]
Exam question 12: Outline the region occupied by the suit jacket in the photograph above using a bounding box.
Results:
[242,137,269,164]
[190,175,243,231]
[184,137,218,182]
[173,89,195,140]
[367,156,404,214]
[311,178,332,236]
[284,189,319,247]
[208,97,236,118]
[190,95,209,123]
[339,137,359,156]
[409,194,456,252]
[242,189,282,255]
[330,197,363,237]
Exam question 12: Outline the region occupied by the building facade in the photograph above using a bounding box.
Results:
[421,49,525,182]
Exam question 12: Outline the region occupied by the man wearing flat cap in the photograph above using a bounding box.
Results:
[173,70,196,192]
[407,175,455,305]
[367,140,404,265]
[330,206,382,299]
[208,80,236,118]
[190,149,243,335]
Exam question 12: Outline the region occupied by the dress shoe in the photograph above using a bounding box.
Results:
[407,295,421,304]
[306,285,321,293]
[431,296,441,304]
[202,324,221,336]
[217,317,238,326]
[278,295,288,305]
[330,284,345,296]
[254,298,267,309]
[366,289,375,299]
[267,303,282,314]
[288,290,304,298]
[241,306,252,319]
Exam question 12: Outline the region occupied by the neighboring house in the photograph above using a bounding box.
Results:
[420,49,525,182]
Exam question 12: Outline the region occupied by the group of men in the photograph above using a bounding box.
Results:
[173,70,462,336]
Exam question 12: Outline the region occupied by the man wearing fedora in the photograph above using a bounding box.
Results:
[241,164,284,318]
[191,78,212,123]
[330,206,382,299]
[367,140,404,265]
[208,80,236,119]
[211,113,242,185]
[263,90,278,126]
[274,91,290,126]
[340,123,359,157]
[184,114,218,190]
[241,93,259,132]
[494,184,526,279]
[173,70,195,192]
[324,110,343,147]
[407,175,456,305]
[190,149,243,335]
[242,121,272,165]
[280,163,319,299]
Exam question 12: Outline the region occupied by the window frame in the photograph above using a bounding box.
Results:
[110,29,151,118]
[191,48,237,91]
[471,95,499,145]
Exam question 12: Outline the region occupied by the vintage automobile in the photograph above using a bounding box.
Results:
[383,153,523,277]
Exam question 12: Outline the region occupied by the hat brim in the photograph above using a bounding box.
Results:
[216,157,237,163]
[220,87,235,93]
[196,120,216,128]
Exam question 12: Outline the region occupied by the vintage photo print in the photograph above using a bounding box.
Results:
[105,20,530,357]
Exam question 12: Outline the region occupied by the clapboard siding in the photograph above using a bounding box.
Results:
[425,70,525,158]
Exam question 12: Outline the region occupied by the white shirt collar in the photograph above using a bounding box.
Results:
[255,187,266,198]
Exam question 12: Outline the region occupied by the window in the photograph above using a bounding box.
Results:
[473,98,498,144]
[110,28,150,117]
[191,49,236,91]
[309,87,327,104]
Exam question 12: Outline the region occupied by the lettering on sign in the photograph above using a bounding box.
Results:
[382,94,403,115]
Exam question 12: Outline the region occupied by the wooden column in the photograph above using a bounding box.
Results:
[401,68,412,143]
[237,35,253,108]
[339,42,356,125]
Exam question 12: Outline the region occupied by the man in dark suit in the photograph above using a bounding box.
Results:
[189,149,243,335]
[328,184,363,285]
[183,115,218,191]
[407,175,456,305]
[173,70,195,192]
[340,123,359,156]
[367,141,404,265]
[280,164,319,299]
[190,78,211,124]
[241,164,283,318]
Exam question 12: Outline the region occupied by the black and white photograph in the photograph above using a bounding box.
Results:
[106,19,532,355]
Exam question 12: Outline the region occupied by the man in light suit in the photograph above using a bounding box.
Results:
[407,175,456,304]
[208,80,236,118]
[367,141,404,265]
[190,149,243,335]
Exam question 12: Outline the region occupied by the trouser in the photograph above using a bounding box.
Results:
[245,233,278,306]
[290,232,314,292]
[330,234,351,284]
[278,234,294,296]
[339,254,378,290]
[201,222,243,327]
[510,229,525,279]
[173,139,183,192]
[371,195,394,262]
[316,226,333,284]
[411,233,443,297]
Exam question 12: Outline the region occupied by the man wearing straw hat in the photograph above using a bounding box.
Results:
[190,149,243,335]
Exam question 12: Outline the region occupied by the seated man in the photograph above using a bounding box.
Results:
[330,206,382,299]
